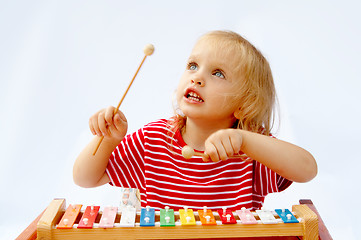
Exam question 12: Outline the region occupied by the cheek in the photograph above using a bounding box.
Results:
[175,88,183,104]
[175,76,187,102]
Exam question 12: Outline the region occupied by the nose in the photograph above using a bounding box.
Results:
[191,78,205,87]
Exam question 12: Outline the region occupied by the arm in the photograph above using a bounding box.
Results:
[73,106,128,188]
[204,129,317,183]
[240,130,317,182]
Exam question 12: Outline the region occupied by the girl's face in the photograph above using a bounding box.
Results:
[176,38,242,128]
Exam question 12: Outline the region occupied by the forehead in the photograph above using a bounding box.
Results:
[190,37,242,71]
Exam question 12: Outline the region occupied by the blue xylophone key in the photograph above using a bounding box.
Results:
[140,206,155,227]
[275,209,299,223]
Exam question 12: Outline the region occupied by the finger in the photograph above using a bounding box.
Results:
[221,135,235,158]
[216,142,228,161]
[98,111,108,136]
[229,131,242,154]
[108,114,121,133]
[205,142,221,162]
[104,106,116,126]
[113,110,127,130]
[89,115,97,135]
[209,135,229,161]
[202,153,210,162]
[91,111,102,136]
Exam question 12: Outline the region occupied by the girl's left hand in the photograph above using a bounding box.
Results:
[203,129,243,162]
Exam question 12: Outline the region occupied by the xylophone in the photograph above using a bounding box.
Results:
[36,198,319,240]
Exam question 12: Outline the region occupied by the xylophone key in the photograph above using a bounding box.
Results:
[256,208,278,224]
[57,204,82,229]
[275,209,299,223]
[236,207,258,224]
[160,206,175,227]
[140,206,155,227]
[99,206,118,228]
[198,206,216,225]
[119,205,136,227]
[77,205,100,229]
[217,207,236,224]
[179,207,196,225]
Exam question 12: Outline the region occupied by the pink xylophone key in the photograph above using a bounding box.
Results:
[98,206,118,228]
[236,207,258,224]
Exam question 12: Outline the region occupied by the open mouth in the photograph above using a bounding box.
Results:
[185,90,204,103]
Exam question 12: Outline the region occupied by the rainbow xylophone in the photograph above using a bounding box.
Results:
[37,198,318,240]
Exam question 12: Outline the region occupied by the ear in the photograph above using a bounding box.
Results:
[233,108,242,120]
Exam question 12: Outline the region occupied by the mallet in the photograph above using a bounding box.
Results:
[181,146,206,159]
[92,44,155,155]
[181,145,245,160]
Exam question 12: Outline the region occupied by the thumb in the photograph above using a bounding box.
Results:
[113,111,128,131]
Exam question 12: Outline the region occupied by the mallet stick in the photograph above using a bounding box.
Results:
[92,44,154,155]
[181,145,245,160]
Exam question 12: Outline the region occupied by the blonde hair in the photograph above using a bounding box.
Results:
[171,30,276,136]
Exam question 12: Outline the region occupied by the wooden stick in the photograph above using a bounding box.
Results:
[188,149,207,158]
[93,44,154,155]
[181,146,246,160]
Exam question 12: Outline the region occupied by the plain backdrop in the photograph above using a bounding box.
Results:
[1,1,360,239]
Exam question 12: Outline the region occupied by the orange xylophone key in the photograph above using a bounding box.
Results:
[198,207,216,225]
[77,205,100,229]
[57,204,82,229]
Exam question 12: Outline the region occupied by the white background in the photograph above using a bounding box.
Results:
[1,1,360,239]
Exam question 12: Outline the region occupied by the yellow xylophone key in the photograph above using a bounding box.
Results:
[57,204,82,229]
[179,207,196,225]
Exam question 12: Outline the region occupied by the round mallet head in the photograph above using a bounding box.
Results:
[182,146,195,159]
[143,44,155,56]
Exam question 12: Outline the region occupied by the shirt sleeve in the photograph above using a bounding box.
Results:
[253,160,293,196]
[105,127,146,192]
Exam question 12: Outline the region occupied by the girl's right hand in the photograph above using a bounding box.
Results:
[89,106,128,143]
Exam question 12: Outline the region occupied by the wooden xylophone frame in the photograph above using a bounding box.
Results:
[36,198,319,240]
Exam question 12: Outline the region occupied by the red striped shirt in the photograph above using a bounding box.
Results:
[106,119,292,211]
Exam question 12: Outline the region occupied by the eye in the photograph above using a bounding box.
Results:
[187,62,198,71]
[213,70,225,79]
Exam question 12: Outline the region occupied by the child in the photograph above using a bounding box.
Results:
[73,30,317,210]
